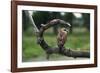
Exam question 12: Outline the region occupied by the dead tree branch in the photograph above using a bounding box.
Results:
[37,19,90,59]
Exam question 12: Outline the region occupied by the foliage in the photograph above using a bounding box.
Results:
[32,11,51,29]
[22,10,90,61]
[22,10,32,31]
[82,13,90,30]
[22,27,90,61]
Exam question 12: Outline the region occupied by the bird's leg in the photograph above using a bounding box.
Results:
[59,44,65,53]
[61,46,66,52]
[59,47,62,53]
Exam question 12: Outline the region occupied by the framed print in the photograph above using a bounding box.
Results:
[11,1,97,72]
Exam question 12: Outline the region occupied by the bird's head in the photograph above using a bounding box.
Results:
[65,22,71,27]
[59,19,71,28]
[61,28,69,32]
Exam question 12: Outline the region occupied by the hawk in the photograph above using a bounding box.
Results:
[57,28,68,52]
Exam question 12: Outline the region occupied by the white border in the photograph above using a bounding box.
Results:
[17,5,94,68]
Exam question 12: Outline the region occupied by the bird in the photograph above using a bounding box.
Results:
[57,28,69,52]
[46,28,69,60]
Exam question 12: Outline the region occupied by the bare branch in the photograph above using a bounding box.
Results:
[37,19,90,59]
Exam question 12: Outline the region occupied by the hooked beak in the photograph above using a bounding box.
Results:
[66,29,69,33]
[60,20,71,27]
[66,22,71,27]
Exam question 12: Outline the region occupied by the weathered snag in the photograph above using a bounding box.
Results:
[36,19,90,59]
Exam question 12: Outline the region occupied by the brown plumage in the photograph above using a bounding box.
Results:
[57,28,68,52]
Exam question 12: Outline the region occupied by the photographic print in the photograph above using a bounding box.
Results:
[11,1,97,72]
[22,10,90,62]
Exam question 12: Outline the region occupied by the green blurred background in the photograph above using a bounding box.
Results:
[22,10,90,62]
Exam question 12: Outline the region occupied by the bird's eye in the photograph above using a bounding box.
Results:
[64,29,66,31]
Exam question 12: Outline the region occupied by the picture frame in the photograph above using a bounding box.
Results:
[11,1,97,72]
